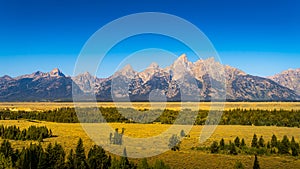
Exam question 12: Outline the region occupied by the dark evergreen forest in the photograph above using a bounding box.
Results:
[1,108,300,127]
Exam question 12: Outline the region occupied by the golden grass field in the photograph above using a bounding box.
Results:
[1,120,300,169]
[1,102,300,111]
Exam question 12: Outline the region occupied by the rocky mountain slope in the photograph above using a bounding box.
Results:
[268,68,300,95]
[0,68,82,101]
[0,55,299,101]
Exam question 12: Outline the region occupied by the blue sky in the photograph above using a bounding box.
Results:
[0,0,299,77]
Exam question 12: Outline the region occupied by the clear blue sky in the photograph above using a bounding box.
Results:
[0,0,299,77]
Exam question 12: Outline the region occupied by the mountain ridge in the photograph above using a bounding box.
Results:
[0,56,299,101]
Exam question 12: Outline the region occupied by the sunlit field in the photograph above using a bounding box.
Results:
[1,102,300,111]
[1,120,300,168]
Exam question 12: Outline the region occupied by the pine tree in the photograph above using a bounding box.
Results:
[291,136,298,156]
[109,133,113,144]
[74,138,88,169]
[109,157,120,169]
[267,141,271,149]
[278,135,290,154]
[271,134,277,148]
[241,138,246,147]
[46,143,55,168]
[210,141,219,153]
[38,134,43,142]
[113,128,120,145]
[87,145,110,169]
[180,130,186,137]
[65,149,75,169]
[220,138,225,150]
[168,134,180,151]
[0,140,14,160]
[18,147,31,169]
[291,145,298,156]
[37,151,48,169]
[120,148,131,169]
[229,142,238,155]
[234,137,240,147]
[253,155,260,169]
[0,153,13,169]
[251,134,258,148]
[258,136,265,147]
[53,142,65,169]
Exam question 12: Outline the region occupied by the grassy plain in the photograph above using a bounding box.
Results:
[1,102,300,168]
[1,102,300,111]
[1,120,300,168]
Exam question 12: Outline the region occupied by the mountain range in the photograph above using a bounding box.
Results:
[1,54,299,101]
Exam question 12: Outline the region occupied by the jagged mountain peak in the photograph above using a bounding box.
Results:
[50,68,65,77]
[148,62,159,69]
[176,53,188,62]
[113,64,136,79]
[173,53,191,68]
[138,62,164,82]
[120,64,134,72]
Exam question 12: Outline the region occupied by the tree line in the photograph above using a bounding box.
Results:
[0,125,52,142]
[0,138,170,169]
[1,108,300,127]
[203,134,300,156]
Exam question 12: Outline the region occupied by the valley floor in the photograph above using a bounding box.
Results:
[1,101,300,111]
[1,120,300,168]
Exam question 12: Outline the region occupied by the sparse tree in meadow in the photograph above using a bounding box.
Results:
[258,136,265,147]
[251,134,258,148]
[234,137,240,147]
[210,141,219,154]
[109,133,113,144]
[291,136,299,156]
[220,138,225,150]
[180,129,186,137]
[241,138,246,147]
[168,134,181,151]
[253,155,260,169]
[266,141,271,149]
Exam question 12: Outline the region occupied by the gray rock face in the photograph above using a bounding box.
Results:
[0,56,299,101]
[268,68,300,95]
